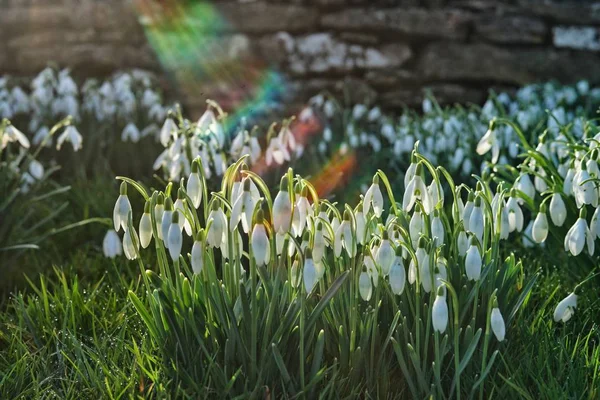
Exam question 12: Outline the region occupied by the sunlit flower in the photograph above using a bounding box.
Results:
[363,176,384,217]
[113,182,132,232]
[251,210,270,266]
[56,125,82,151]
[103,229,122,258]
[553,292,577,322]
[273,178,292,234]
[476,123,499,163]
[139,202,153,248]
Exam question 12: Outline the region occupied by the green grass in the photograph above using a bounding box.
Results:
[0,178,598,400]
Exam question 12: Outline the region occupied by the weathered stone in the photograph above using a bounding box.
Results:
[419,42,600,84]
[364,69,420,89]
[322,8,473,40]
[553,26,600,51]
[211,3,319,33]
[518,0,600,25]
[475,15,547,44]
[260,33,412,75]
[339,32,381,46]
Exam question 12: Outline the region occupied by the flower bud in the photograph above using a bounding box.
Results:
[465,240,482,281]
[432,287,448,333]
[359,270,373,301]
[139,201,153,248]
[549,193,567,227]
[491,307,506,342]
[168,212,183,261]
[531,208,549,243]
[389,252,406,295]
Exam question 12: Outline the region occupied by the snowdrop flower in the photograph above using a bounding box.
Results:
[273,178,292,234]
[506,193,524,233]
[368,106,381,122]
[469,196,484,244]
[103,229,122,258]
[389,248,406,295]
[573,164,598,207]
[313,222,326,261]
[491,304,506,342]
[563,165,576,196]
[457,230,469,257]
[113,182,132,232]
[409,206,424,247]
[295,186,311,234]
[553,292,577,323]
[404,164,433,214]
[154,194,165,240]
[465,238,482,281]
[207,201,227,248]
[303,250,318,293]
[531,206,549,243]
[462,192,475,231]
[160,116,177,146]
[123,226,140,260]
[434,257,448,291]
[515,174,535,202]
[355,209,366,245]
[549,193,567,227]
[363,175,384,217]
[431,209,445,245]
[1,125,27,150]
[28,159,44,180]
[416,238,432,292]
[139,202,153,248]
[167,212,183,260]
[534,168,548,193]
[121,122,140,142]
[251,210,270,266]
[265,136,290,166]
[476,122,499,163]
[590,207,600,239]
[376,231,394,275]
[161,198,174,243]
[186,160,203,209]
[56,125,82,151]
[359,269,373,301]
[352,104,367,120]
[334,211,355,258]
[230,179,256,234]
[174,189,192,236]
[432,287,448,333]
[564,211,594,256]
[191,231,205,274]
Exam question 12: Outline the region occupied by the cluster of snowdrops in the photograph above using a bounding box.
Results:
[2,68,598,396]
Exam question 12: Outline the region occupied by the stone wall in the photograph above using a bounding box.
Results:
[2,0,600,112]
